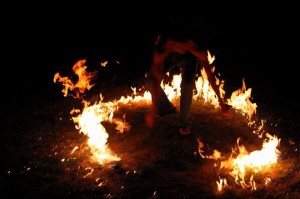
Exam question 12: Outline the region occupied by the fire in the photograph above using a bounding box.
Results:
[72,100,121,164]
[213,133,281,191]
[54,52,259,165]
[193,67,223,108]
[101,60,109,67]
[160,72,181,101]
[54,50,278,192]
[53,59,97,98]
[227,78,257,119]
[234,134,280,173]
[54,60,123,164]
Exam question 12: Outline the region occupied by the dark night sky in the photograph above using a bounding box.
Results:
[2,7,299,113]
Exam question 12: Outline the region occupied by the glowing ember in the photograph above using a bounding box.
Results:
[101,60,109,67]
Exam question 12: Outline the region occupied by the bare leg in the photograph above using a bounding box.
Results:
[179,52,197,124]
[144,49,176,127]
[145,69,175,116]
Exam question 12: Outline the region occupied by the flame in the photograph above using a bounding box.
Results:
[54,59,97,98]
[218,133,281,190]
[54,49,282,193]
[193,67,223,108]
[72,100,121,164]
[100,60,108,67]
[227,78,257,119]
[55,51,260,168]
[161,72,181,101]
[216,178,228,192]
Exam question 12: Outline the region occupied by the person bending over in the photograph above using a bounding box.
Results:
[145,35,232,135]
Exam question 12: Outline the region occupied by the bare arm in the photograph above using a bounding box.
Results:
[195,51,229,112]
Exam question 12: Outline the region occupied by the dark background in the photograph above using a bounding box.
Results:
[2,7,299,116]
[1,6,299,199]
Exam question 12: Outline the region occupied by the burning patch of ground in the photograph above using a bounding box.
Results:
[1,88,299,198]
[1,56,300,198]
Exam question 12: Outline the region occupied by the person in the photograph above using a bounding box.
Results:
[144,33,232,135]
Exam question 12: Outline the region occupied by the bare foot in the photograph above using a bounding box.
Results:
[144,112,157,128]
[179,126,191,135]
[221,104,233,119]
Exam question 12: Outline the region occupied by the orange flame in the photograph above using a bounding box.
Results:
[100,60,108,67]
[227,78,257,119]
[55,52,262,170]
[54,59,97,98]
[216,133,281,190]
[193,67,224,108]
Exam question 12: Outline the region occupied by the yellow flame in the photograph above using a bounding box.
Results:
[227,78,257,119]
[193,67,222,108]
[72,100,120,164]
[219,133,280,190]
[216,178,228,192]
[55,52,260,167]
[101,60,108,67]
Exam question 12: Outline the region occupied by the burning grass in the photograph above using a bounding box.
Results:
[2,95,299,198]
[1,58,299,198]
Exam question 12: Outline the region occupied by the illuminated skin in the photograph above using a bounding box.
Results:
[145,36,231,129]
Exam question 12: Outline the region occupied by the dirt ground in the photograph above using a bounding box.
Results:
[2,11,299,199]
[1,76,299,199]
